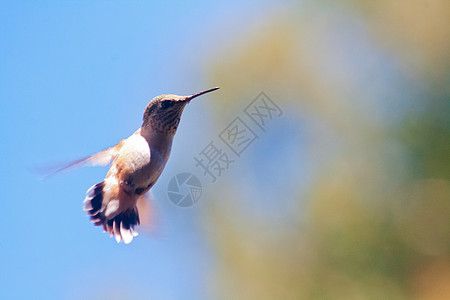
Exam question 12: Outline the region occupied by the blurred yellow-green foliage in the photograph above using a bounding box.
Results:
[203,1,450,299]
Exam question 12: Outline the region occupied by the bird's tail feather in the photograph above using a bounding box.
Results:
[83,181,139,244]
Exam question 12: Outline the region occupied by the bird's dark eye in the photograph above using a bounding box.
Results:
[161,100,174,109]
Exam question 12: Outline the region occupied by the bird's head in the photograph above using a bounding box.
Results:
[142,87,219,135]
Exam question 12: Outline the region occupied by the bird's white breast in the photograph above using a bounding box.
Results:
[115,133,151,174]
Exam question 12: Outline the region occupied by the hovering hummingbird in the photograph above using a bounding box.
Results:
[59,87,219,244]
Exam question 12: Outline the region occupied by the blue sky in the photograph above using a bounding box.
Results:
[0,1,279,299]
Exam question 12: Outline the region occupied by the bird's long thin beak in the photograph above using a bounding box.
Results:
[185,87,220,101]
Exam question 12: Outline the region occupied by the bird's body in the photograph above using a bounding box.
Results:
[77,87,219,243]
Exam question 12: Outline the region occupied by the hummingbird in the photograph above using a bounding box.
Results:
[63,87,219,244]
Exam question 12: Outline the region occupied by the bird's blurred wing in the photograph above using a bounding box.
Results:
[37,140,124,177]
[137,190,163,238]
[86,141,124,166]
